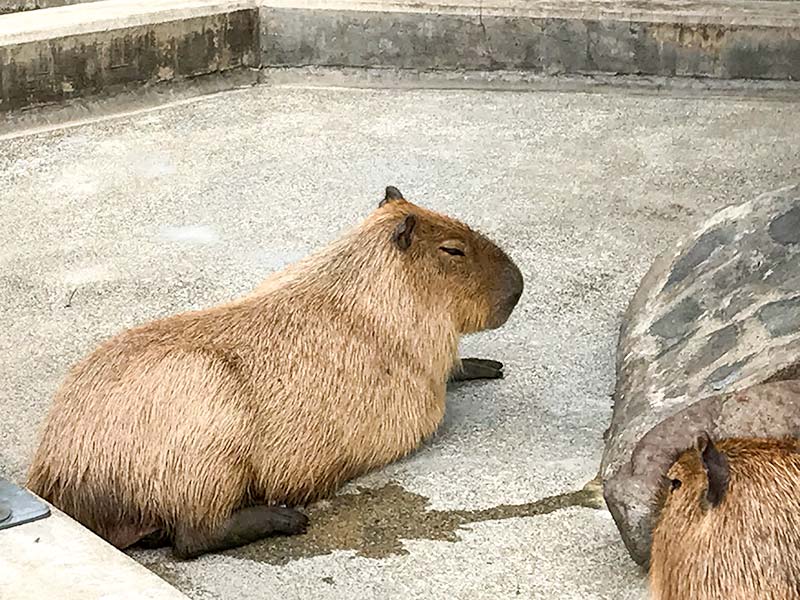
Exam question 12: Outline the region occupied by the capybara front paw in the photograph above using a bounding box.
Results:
[455,357,505,381]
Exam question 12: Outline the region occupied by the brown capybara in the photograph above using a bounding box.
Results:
[650,433,800,600]
[27,186,523,559]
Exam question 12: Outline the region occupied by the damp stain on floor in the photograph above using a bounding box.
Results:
[224,477,605,565]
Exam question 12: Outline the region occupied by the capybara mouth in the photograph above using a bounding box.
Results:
[487,296,521,329]
[487,267,524,329]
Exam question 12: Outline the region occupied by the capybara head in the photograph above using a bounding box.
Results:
[659,432,730,517]
[650,433,800,600]
[377,186,523,334]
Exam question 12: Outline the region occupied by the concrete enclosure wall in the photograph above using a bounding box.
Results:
[0,0,100,15]
[0,8,258,111]
[1,0,800,113]
[260,8,800,81]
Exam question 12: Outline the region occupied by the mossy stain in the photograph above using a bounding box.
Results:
[228,477,605,565]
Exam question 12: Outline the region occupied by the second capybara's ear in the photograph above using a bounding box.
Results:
[696,432,730,508]
[379,186,405,207]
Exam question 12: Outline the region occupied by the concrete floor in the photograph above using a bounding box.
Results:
[1,82,799,599]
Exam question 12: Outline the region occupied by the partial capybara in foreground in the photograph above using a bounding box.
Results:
[650,433,800,600]
[27,187,523,559]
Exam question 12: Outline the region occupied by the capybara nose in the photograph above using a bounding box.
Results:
[487,262,524,330]
[506,263,524,309]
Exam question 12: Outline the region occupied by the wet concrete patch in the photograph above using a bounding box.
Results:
[227,479,605,566]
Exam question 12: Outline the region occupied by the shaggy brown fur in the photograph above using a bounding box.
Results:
[27,188,523,558]
[650,434,800,600]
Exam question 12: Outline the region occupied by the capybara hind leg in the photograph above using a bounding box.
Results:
[449,358,504,382]
[173,506,309,559]
[106,524,160,550]
[134,529,171,550]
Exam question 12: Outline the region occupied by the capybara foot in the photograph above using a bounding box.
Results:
[262,506,310,535]
[449,358,504,382]
[173,506,309,559]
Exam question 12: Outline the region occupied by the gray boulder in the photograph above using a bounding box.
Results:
[601,183,800,566]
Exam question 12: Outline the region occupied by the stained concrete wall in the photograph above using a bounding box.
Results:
[260,8,800,81]
[0,9,258,111]
[2,1,800,114]
[0,0,101,15]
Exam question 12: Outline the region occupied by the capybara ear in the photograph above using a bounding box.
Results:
[392,214,416,251]
[696,432,730,507]
[379,186,405,207]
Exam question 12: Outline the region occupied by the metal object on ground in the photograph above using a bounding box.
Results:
[601,183,800,566]
[0,478,50,530]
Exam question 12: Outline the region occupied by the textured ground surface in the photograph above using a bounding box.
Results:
[1,82,799,599]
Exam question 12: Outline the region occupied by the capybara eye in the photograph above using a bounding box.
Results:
[671,478,682,491]
[440,246,466,257]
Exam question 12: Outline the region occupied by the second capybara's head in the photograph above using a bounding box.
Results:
[651,434,800,600]
[658,432,731,522]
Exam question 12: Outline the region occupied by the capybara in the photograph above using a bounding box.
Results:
[27,186,524,558]
[650,433,800,599]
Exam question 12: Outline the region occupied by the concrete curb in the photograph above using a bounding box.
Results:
[1,0,800,113]
[0,497,190,600]
[258,65,800,98]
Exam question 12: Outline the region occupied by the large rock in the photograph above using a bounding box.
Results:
[601,183,800,566]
